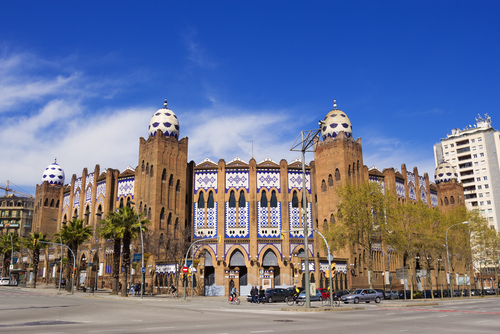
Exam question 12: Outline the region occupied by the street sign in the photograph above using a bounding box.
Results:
[182,266,188,273]
[186,260,193,267]
[327,254,334,261]
[141,267,146,274]
[144,253,151,262]
[132,253,142,263]
[396,268,408,280]
[88,262,94,267]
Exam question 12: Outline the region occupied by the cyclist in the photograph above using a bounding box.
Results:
[230,286,239,301]
[170,284,177,296]
[292,285,300,302]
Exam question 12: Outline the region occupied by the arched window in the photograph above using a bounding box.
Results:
[450,196,455,204]
[150,165,154,177]
[357,160,360,172]
[176,180,180,192]
[260,190,268,207]
[50,199,54,207]
[159,208,165,229]
[229,250,245,267]
[348,165,351,177]
[175,218,179,230]
[323,219,328,231]
[238,191,246,208]
[167,213,172,226]
[292,191,299,208]
[328,174,333,186]
[146,163,149,174]
[44,198,49,206]
[198,192,205,208]
[444,197,449,205]
[148,208,151,219]
[141,160,144,172]
[321,180,326,192]
[56,200,59,208]
[335,168,341,181]
[207,191,215,208]
[330,214,335,225]
[262,249,278,266]
[169,175,174,187]
[119,198,124,208]
[162,169,167,181]
[229,190,236,208]
[352,163,356,176]
[270,190,278,207]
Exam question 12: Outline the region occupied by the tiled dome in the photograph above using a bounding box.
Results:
[148,99,180,139]
[322,100,353,140]
[42,159,65,186]
[434,161,458,184]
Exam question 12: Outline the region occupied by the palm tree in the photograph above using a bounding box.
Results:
[114,206,149,296]
[97,211,122,295]
[23,232,49,288]
[54,218,92,292]
[0,232,20,277]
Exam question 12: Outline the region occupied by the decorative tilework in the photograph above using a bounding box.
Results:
[195,171,218,194]
[224,244,250,260]
[155,264,178,274]
[288,203,313,238]
[407,171,415,185]
[396,179,405,198]
[257,170,281,193]
[96,181,106,200]
[117,177,134,201]
[409,184,416,201]
[193,203,218,239]
[257,202,281,238]
[301,262,315,272]
[63,193,70,210]
[257,243,282,260]
[85,186,92,206]
[288,171,311,193]
[420,188,427,204]
[86,173,94,189]
[369,175,385,194]
[73,191,80,209]
[430,191,438,207]
[418,176,427,191]
[225,202,249,238]
[290,243,314,258]
[225,169,249,193]
[320,262,347,274]
[371,242,382,251]
[74,177,82,193]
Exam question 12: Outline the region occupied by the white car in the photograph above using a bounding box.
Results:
[0,277,10,285]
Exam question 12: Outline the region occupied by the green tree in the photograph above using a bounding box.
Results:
[0,232,21,277]
[329,181,394,289]
[113,206,149,296]
[54,218,92,292]
[23,232,49,288]
[97,211,122,295]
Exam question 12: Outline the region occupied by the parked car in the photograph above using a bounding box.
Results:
[333,289,353,299]
[341,289,382,304]
[318,288,330,299]
[470,289,481,296]
[485,289,496,295]
[398,290,423,299]
[297,289,324,302]
[375,289,386,299]
[263,288,289,303]
[384,290,399,299]
[0,277,9,285]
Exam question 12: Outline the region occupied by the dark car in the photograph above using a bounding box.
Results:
[333,289,352,299]
[297,289,324,302]
[264,288,289,303]
[375,289,386,299]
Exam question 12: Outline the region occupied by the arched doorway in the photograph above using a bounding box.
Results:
[262,249,280,287]
[203,251,217,296]
[229,249,248,295]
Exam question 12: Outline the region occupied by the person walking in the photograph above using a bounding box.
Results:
[251,286,257,303]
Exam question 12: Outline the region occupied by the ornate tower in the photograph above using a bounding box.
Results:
[434,161,464,213]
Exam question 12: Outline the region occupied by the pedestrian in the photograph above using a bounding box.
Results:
[130,283,135,296]
[136,282,141,295]
[251,286,257,303]
[258,286,265,303]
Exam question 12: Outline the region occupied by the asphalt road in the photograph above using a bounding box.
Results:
[1,287,499,334]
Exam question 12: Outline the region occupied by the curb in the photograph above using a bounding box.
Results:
[281,306,364,312]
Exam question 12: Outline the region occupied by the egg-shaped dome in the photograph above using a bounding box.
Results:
[322,100,353,140]
[434,161,458,184]
[148,99,179,139]
[42,159,65,186]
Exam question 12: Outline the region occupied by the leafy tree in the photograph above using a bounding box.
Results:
[97,211,122,295]
[54,219,92,292]
[0,232,21,277]
[23,232,49,288]
[329,181,394,289]
[113,206,149,296]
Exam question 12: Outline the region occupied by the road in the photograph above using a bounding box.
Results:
[1,287,499,334]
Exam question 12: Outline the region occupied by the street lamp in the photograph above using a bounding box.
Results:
[51,218,64,292]
[128,201,144,299]
[446,221,468,299]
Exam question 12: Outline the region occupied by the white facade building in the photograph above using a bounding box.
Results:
[434,114,500,230]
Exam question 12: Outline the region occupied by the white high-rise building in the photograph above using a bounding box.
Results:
[434,114,500,230]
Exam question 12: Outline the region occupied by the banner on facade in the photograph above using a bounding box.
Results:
[155,263,178,274]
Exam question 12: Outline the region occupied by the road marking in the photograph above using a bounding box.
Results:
[386,313,396,315]
[88,330,122,333]
[146,327,175,330]
[250,331,274,333]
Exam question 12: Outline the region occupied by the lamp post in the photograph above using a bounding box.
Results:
[446,221,468,299]
[128,201,144,299]
[291,121,323,308]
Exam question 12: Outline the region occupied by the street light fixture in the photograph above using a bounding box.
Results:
[50,218,63,292]
[128,201,144,299]
[446,221,468,299]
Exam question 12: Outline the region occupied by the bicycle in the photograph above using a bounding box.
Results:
[228,295,240,305]
[167,286,177,298]
[286,294,304,306]
[322,293,340,307]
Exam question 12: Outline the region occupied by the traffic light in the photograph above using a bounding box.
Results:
[218,235,222,243]
[33,239,37,246]
[280,232,286,240]
[331,262,337,277]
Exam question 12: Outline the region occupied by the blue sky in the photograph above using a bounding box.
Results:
[1,1,499,196]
